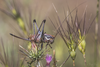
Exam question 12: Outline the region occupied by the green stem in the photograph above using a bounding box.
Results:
[94,0,99,67]
[53,50,56,67]
[73,60,75,67]
[83,53,87,67]
[60,55,70,67]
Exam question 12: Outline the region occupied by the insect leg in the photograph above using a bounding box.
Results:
[33,19,36,35]
[46,43,52,49]
[35,20,46,41]
[41,20,46,35]
[34,19,42,35]
[48,44,52,48]
[34,20,39,31]
[40,20,46,40]
[41,43,43,50]
[38,20,46,42]
[36,19,46,36]
[37,20,46,45]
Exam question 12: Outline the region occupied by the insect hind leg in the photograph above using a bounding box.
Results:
[34,20,39,31]
[33,19,36,35]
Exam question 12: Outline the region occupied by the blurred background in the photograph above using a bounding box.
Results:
[0,0,100,67]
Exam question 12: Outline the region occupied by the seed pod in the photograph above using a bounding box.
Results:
[78,45,82,52]
[70,49,76,60]
[81,39,86,52]
[12,9,17,16]
[78,39,86,53]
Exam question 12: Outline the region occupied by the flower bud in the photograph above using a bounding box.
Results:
[46,54,52,65]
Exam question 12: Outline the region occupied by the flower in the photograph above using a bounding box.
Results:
[46,54,52,64]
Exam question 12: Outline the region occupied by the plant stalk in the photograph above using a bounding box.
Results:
[94,0,99,67]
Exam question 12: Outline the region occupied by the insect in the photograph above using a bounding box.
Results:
[10,19,55,49]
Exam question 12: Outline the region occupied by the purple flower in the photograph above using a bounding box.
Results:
[46,54,52,64]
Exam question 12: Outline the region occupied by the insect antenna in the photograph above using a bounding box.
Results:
[10,33,30,41]
[49,18,58,38]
